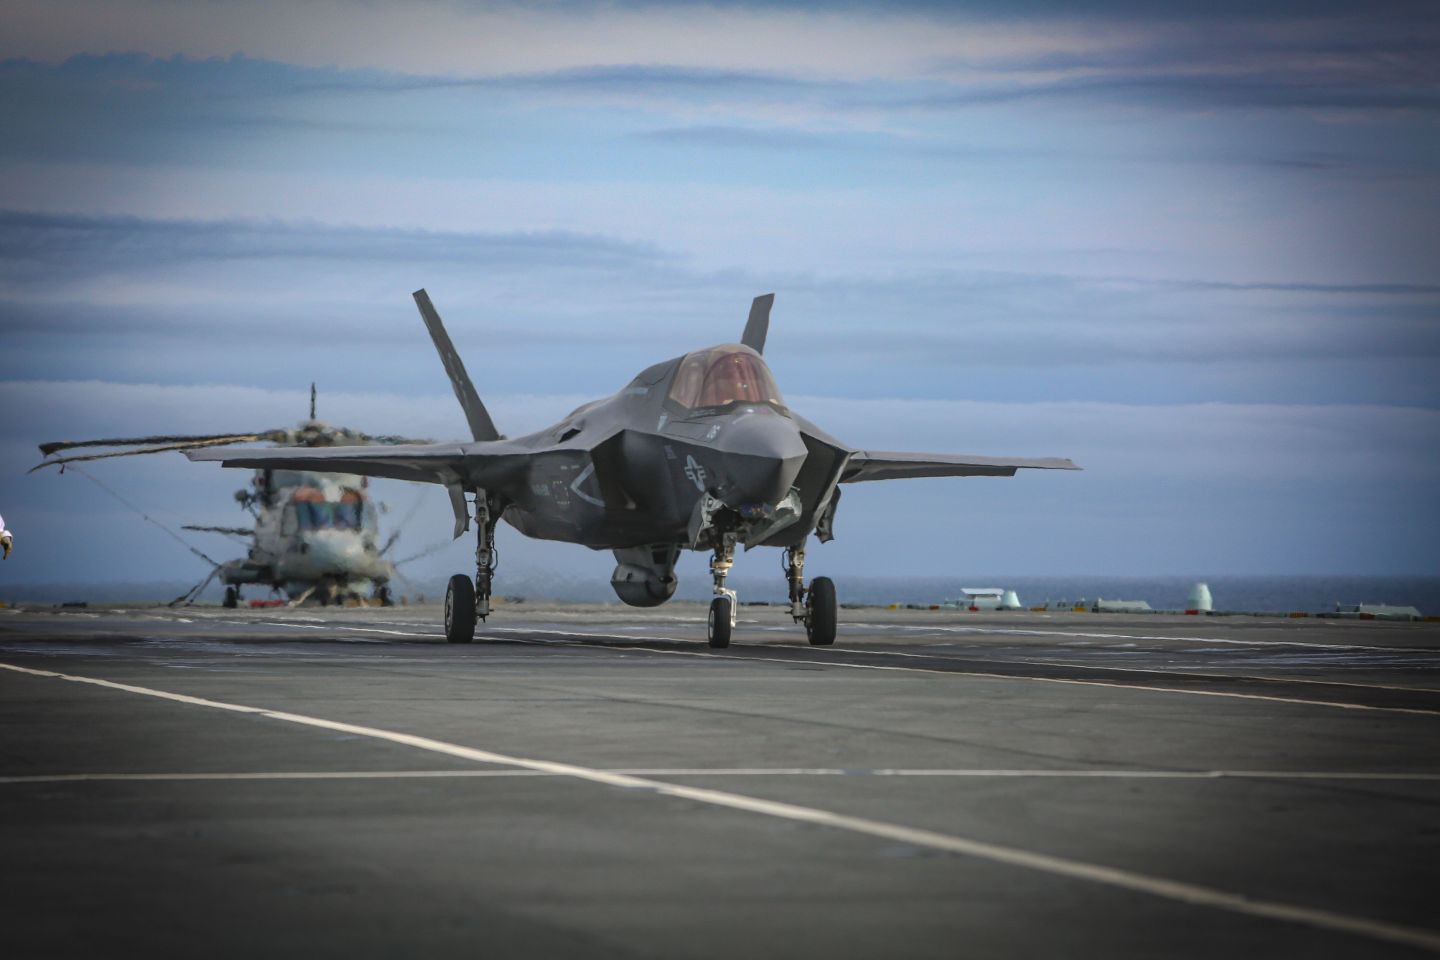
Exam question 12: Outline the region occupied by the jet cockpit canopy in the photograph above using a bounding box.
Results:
[667,344,785,412]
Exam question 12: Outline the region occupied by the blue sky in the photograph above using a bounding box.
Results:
[1,0,1437,595]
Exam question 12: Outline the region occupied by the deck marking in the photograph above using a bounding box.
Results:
[3,659,1439,954]
[216,619,442,640]
[851,622,1437,655]
[0,770,547,783]
[26,611,1434,713]
[767,643,1440,696]
[5,768,1440,785]
[495,630,1440,717]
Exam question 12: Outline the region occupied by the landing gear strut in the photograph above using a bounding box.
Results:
[707,535,737,648]
[444,490,498,645]
[786,543,836,645]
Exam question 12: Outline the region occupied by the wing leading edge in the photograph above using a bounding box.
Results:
[841,451,1080,483]
[184,441,525,490]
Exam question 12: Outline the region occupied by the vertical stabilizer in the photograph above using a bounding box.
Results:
[741,293,774,354]
[412,289,502,442]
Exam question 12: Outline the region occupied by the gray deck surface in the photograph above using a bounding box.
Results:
[2,603,1437,959]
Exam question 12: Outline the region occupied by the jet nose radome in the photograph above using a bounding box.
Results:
[713,412,808,508]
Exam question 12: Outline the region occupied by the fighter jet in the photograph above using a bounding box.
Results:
[189,290,1079,646]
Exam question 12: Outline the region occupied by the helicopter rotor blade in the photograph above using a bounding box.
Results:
[394,538,454,567]
[38,431,284,458]
[379,485,432,558]
[168,565,224,607]
[181,525,256,537]
[30,436,274,472]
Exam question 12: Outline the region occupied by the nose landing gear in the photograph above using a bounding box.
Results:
[707,535,737,648]
[705,538,837,648]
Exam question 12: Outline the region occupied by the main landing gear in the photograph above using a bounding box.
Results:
[444,492,498,644]
[786,544,836,646]
[706,539,838,648]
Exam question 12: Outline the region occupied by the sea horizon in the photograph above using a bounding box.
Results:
[5,574,1437,616]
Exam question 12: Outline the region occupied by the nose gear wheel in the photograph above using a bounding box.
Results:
[707,595,733,648]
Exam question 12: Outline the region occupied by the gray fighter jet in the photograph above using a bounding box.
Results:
[189,290,1079,646]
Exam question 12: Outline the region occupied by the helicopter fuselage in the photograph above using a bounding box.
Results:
[224,468,394,600]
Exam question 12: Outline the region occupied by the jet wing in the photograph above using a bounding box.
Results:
[187,441,537,539]
[185,441,527,489]
[841,451,1080,483]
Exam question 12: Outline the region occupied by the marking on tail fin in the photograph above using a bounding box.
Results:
[413,289,501,442]
[742,293,774,354]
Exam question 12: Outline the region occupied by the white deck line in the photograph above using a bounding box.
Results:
[847,622,1438,655]
[223,616,1439,697]
[4,768,1440,785]
[72,614,1440,714]
[3,658,1439,954]
[767,643,1440,696]
[495,630,1440,717]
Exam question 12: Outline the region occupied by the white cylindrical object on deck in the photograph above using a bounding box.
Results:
[1188,582,1213,612]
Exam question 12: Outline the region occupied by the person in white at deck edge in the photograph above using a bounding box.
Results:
[0,513,12,559]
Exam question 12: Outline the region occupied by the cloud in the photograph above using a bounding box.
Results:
[884,74,1440,114]
[1,210,1436,411]
[0,3,1435,588]
[0,210,666,280]
[0,2,1126,80]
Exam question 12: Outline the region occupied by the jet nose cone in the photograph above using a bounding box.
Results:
[719,411,809,460]
[713,412,808,508]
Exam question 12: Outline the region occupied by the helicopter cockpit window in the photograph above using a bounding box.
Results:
[291,487,364,531]
[667,345,784,411]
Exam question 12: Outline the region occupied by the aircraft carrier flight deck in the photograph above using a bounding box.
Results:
[2,603,1437,959]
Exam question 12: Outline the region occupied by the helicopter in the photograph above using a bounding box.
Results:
[33,386,435,607]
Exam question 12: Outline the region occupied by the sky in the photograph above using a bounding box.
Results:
[1,0,1437,598]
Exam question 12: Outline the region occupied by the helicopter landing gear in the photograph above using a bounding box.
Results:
[707,535,737,648]
[223,586,239,609]
[785,544,836,645]
[444,491,498,645]
[375,585,394,607]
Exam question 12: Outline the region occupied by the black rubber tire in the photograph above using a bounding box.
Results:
[707,596,733,649]
[222,586,238,609]
[806,576,837,646]
[444,574,476,644]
